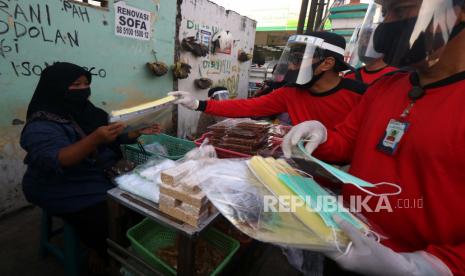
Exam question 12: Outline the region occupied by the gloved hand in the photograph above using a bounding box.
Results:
[282,121,327,158]
[168,91,199,110]
[325,216,452,276]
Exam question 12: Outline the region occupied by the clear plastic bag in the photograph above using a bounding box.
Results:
[184,138,217,160]
[156,146,380,252]
[206,118,253,131]
[184,158,345,251]
[115,158,176,203]
[143,142,169,156]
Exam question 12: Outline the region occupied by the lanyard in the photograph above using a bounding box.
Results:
[400,75,425,119]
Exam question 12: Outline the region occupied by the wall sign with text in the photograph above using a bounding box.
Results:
[114,1,151,41]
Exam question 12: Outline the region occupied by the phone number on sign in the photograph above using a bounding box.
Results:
[116,26,149,39]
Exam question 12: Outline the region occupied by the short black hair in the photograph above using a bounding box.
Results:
[208,86,228,98]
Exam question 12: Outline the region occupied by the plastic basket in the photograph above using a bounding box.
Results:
[123,134,196,164]
[127,219,240,276]
[194,132,252,159]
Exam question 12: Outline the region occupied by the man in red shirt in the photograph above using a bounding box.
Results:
[169,31,366,130]
[344,61,397,85]
[344,24,397,85]
[283,0,465,275]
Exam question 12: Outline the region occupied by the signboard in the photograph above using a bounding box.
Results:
[114,1,151,40]
[199,27,212,46]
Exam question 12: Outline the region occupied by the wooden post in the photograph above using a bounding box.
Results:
[306,0,319,33]
[297,0,310,34]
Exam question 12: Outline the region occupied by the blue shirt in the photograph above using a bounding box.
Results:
[20,120,117,215]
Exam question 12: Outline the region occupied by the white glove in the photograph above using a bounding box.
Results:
[168,91,199,110]
[325,216,452,276]
[282,121,327,158]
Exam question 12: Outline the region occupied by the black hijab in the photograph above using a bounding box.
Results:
[26,62,108,134]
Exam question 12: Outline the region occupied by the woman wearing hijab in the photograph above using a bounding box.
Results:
[20,62,159,271]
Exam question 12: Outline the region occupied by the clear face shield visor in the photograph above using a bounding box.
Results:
[358,0,465,67]
[345,26,383,68]
[273,35,344,85]
[211,90,229,100]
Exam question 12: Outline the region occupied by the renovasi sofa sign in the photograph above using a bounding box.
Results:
[114,1,151,41]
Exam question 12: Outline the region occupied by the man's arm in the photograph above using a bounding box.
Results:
[198,88,289,118]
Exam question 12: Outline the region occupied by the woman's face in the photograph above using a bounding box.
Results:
[68,75,90,91]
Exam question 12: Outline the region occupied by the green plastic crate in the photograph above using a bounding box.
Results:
[127,219,240,276]
[123,134,196,164]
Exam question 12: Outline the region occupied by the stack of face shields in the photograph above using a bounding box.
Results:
[248,157,371,248]
[109,95,175,132]
[185,157,375,252]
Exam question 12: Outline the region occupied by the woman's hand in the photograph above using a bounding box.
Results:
[139,124,162,135]
[58,122,126,167]
[92,122,126,144]
[127,124,162,140]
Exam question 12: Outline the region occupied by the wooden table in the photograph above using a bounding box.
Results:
[106,187,219,276]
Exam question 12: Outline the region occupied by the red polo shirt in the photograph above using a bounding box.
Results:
[315,71,465,275]
[345,66,398,85]
[199,78,366,128]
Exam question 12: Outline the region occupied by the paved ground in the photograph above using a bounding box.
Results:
[0,206,302,276]
[0,207,66,276]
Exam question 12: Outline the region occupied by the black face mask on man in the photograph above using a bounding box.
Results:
[358,44,380,64]
[285,59,324,88]
[374,17,465,67]
[63,88,91,118]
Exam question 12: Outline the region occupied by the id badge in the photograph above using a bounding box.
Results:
[377,119,409,156]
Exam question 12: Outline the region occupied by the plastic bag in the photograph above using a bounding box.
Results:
[178,155,381,252]
[184,138,217,160]
[109,97,174,132]
[184,158,341,251]
[115,158,176,203]
[206,118,253,131]
[143,142,169,156]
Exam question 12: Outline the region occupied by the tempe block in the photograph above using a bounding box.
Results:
[160,160,196,186]
[160,183,207,208]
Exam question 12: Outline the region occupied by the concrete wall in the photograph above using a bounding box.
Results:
[176,0,256,138]
[0,0,176,216]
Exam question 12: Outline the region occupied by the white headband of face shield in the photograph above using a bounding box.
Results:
[289,35,346,56]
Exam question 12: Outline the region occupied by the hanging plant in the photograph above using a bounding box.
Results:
[172,61,192,79]
[181,36,209,57]
[146,50,168,76]
[194,78,213,89]
[238,49,252,62]
[194,66,213,89]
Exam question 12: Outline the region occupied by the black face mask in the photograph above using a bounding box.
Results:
[358,44,379,64]
[63,88,91,118]
[374,17,427,67]
[284,69,299,84]
[374,17,465,67]
[285,60,324,88]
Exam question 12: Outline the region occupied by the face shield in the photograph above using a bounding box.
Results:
[345,25,384,68]
[273,35,344,86]
[358,0,465,68]
[211,89,229,100]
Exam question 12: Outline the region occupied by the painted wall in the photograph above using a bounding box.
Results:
[177,0,256,138]
[0,0,176,216]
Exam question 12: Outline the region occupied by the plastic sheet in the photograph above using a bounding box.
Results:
[109,96,175,132]
[115,158,176,203]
